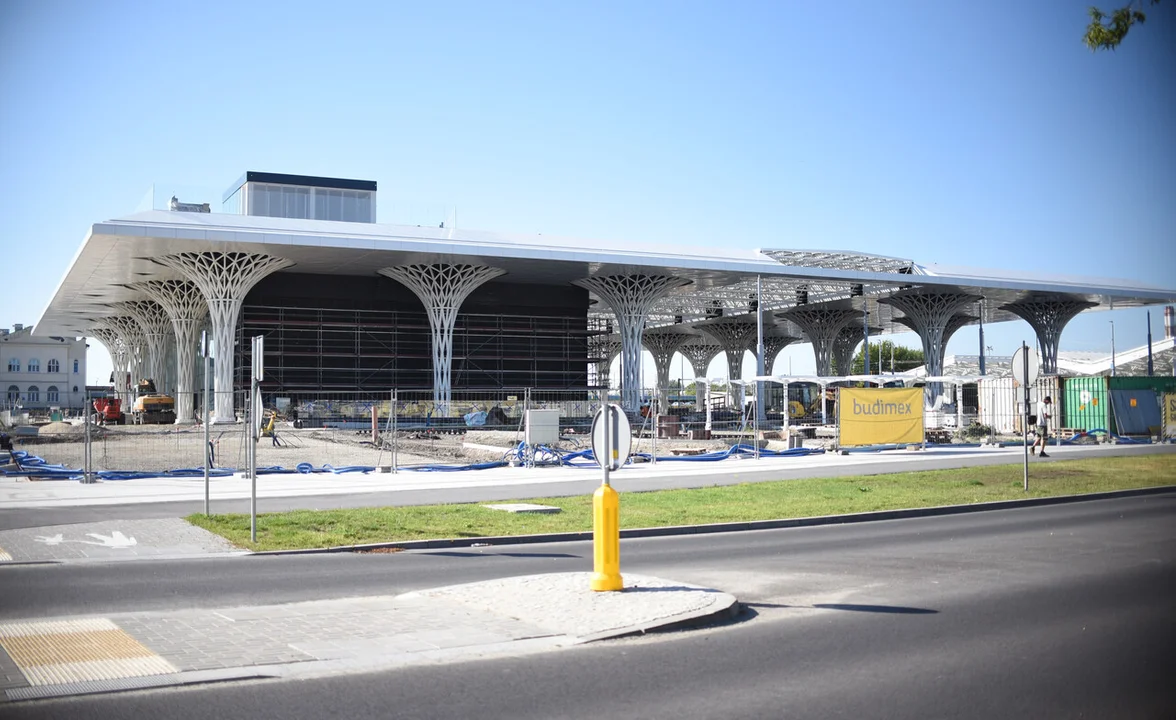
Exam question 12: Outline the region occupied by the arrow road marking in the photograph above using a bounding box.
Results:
[80,531,138,549]
[34,534,64,545]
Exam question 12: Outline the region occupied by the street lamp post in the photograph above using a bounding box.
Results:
[1110,321,1116,377]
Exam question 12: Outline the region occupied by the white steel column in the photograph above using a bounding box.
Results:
[88,325,130,399]
[100,315,146,404]
[1000,296,1096,375]
[695,318,757,408]
[154,252,294,424]
[574,275,690,411]
[379,263,507,414]
[778,304,861,377]
[680,340,722,410]
[129,280,209,424]
[642,328,691,414]
[880,291,981,404]
[831,324,878,377]
[112,300,172,391]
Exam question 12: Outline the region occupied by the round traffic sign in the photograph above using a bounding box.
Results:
[591,404,632,471]
[1011,346,1040,386]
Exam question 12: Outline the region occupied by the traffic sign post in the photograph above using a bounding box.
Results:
[589,402,630,591]
[1012,342,1040,492]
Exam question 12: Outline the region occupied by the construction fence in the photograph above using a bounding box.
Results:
[9,377,1170,479]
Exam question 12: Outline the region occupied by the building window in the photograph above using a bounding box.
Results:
[6,385,18,402]
[27,386,39,402]
[74,359,79,373]
[73,386,79,393]
[48,359,60,373]
[47,386,59,403]
[28,359,40,373]
[7,359,17,373]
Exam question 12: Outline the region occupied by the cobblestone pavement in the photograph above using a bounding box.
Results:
[0,518,241,563]
[0,572,737,702]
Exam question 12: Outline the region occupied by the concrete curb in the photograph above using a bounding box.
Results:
[249,484,1176,556]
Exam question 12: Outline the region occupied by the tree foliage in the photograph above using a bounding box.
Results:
[846,340,924,376]
[1084,0,1159,51]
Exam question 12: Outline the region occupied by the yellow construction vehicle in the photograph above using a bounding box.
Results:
[131,379,176,425]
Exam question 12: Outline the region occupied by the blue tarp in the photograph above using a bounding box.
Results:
[1110,389,1161,435]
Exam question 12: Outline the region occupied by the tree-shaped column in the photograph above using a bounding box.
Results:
[154,252,295,423]
[128,280,209,424]
[573,275,690,411]
[378,264,507,414]
[1000,296,1096,374]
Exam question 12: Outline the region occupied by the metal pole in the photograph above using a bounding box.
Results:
[1147,310,1154,376]
[83,388,93,484]
[203,334,211,516]
[650,395,657,465]
[755,275,765,424]
[249,335,262,543]
[1022,341,1030,492]
[601,392,610,486]
[391,389,398,474]
[978,306,986,376]
[1110,321,1116,377]
[863,299,870,375]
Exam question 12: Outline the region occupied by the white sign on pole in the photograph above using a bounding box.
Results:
[591,404,632,471]
[1011,346,1040,386]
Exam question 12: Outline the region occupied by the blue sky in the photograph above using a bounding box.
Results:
[1,0,1173,386]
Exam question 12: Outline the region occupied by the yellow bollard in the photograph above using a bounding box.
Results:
[590,483,623,591]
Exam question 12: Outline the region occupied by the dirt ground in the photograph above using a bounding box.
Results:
[4,421,771,474]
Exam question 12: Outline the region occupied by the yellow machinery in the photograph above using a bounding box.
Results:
[131,379,176,425]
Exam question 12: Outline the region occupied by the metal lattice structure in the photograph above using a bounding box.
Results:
[1000,297,1097,374]
[153,252,295,423]
[378,263,507,412]
[642,328,693,411]
[87,325,130,399]
[695,318,758,406]
[96,316,146,401]
[831,325,880,376]
[754,332,802,373]
[588,333,623,389]
[761,249,920,274]
[679,339,723,410]
[573,274,690,410]
[893,312,977,365]
[111,300,173,395]
[879,290,981,400]
[129,280,209,424]
[777,304,862,376]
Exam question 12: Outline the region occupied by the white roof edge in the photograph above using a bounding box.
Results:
[84,212,1176,299]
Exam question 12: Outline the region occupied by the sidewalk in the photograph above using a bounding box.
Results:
[2,443,1136,509]
[0,572,738,702]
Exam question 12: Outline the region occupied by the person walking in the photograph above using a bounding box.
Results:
[1032,395,1053,457]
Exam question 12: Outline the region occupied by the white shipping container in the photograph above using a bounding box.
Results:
[978,376,1061,435]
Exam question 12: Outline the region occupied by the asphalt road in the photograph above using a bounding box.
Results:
[3,492,1174,718]
[2,442,1171,530]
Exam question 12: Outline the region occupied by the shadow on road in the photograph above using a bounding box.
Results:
[812,603,938,614]
[417,550,581,559]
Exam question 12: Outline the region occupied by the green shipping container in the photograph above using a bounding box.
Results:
[1062,376,1109,433]
[1107,376,1176,395]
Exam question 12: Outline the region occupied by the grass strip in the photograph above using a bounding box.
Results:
[186,455,1175,551]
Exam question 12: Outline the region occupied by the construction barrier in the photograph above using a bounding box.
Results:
[837,387,925,447]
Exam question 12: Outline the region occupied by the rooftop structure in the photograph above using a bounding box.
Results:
[33,172,1176,422]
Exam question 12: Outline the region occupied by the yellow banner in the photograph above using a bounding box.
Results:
[1164,393,1176,439]
[838,388,925,446]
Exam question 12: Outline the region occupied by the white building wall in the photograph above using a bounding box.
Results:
[0,324,88,411]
